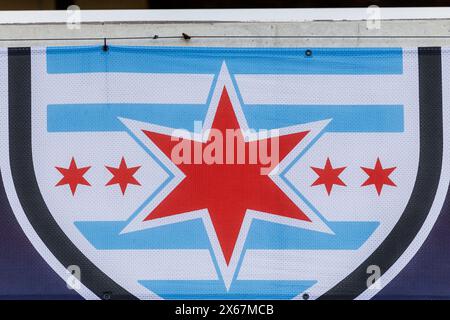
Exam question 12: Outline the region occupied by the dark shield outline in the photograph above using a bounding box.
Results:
[8,47,136,300]
[6,47,443,300]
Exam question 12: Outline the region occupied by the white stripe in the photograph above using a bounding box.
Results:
[45,72,214,104]
[235,74,411,105]
[93,250,218,280]
[238,250,362,281]
[44,72,409,106]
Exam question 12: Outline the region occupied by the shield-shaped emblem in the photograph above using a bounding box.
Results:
[1,46,449,300]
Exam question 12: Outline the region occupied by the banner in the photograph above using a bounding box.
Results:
[0,46,448,300]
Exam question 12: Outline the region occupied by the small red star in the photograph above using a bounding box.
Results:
[361,158,397,195]
[106,157,141,195]
[55,157,91,195]
[311,158,347,195]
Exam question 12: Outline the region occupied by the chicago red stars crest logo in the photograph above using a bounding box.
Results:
[1,46,449,299]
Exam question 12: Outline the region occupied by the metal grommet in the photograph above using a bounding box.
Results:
[305,49,312,57]
[302,293,310,300]
[102,291,112,300]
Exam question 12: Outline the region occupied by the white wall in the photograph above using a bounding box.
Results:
[0,9,449,47]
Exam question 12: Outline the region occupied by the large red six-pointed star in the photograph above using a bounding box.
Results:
[106,157,141,195]
[311,158,346,195]
[361,158,397,195]
[142,87,311,264]
[55,157,91,195]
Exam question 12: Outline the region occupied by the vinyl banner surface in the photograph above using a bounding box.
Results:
[0,46,449,300]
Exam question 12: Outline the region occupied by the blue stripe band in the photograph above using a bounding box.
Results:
[46,46,403,75]
[245,220,379,250]
[138,280,316,300]
[74,220,377,250]
[47,104,404,133]
[244,104,404,132]
[47,104,208,132]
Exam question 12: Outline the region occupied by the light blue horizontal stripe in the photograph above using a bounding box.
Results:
[75,220,377,250]
[245,221,379,250]
[139,280,316,300]
[47,46,403,75]
[74,219,211,249]
[47,103,207,132]
[243,104,404,132]
[47,104,403,133]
